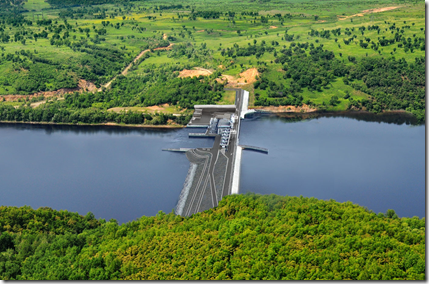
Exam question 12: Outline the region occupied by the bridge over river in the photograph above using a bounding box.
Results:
[163,89,266,217]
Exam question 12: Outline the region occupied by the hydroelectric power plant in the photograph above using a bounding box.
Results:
[163,89,267,217]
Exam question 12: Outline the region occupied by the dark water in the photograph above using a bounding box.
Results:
[240,113,425,218]
[0,124,214,224]
[0,113,425,223]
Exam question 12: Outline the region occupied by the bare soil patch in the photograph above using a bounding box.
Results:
[269,26,278,29]
[338,6,399,20]
[216,68,260,86]
[362,6,399,13]
[253,104,317,113]
[108,104,186,115]
[178,68,212,78]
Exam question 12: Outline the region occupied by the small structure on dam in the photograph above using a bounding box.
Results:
[163,89,266,217]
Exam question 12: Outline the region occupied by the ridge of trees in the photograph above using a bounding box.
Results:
[0,194,425,280]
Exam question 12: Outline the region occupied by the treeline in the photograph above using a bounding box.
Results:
[0,38,130,93]
[255,43,339,106]
[108,74,225,109]
[221,40,277,59]
[347,56,425,120]
[0,50,78,94]
[0,0,26,16]
[254,43,425,121]
[46,0,138,8]
[309,23,425,53]
[0,194,425,280]
[0,103,191,125]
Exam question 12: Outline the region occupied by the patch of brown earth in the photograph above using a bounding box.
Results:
[252,104,317,113]
[218,65,224,69]
[269,26,278,29]
[216,68,260,86]
[178,68,212,78]
[196,30,205,33]
[1,79,97,102]
[146,105,165,111]
[362,6,399,13]
[338,6,399,20]
[163,33,167,40]
[238,68,259,84]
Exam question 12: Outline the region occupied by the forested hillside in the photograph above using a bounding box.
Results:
[0,194,425,280]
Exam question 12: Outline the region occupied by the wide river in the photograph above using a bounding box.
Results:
[0,113,425,223]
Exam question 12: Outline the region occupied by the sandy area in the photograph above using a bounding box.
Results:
[216,68,260,86]
[362,7,399,13]
[338,6,399,20]
[196,30,205,33]
[269,26,278,29]
[252,104,317,113]
[163,33,167,40]
[178,67,213,78]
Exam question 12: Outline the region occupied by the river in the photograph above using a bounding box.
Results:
[0,113,425,223]
[240,112,425,218]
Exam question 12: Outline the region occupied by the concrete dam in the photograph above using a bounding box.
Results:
[163,89,266,217]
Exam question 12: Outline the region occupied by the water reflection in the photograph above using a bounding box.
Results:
[249,111,422,126]
[0,123,182,137]
[240,114,425,218]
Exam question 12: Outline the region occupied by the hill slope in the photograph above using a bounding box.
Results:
[0,193,425,280]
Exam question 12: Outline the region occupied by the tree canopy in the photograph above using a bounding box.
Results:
[0,194,425,280]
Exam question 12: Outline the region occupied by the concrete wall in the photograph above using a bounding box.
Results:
[194,105,236,112]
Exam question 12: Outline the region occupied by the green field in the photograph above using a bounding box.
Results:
[0,0,425,125]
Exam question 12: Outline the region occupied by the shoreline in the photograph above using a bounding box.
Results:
[0,109,420,129]
[0,120,185,129]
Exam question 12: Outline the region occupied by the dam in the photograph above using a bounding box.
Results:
[163,89,265,217]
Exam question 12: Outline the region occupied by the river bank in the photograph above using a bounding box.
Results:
[0,108,421,129]
[0,120,185,129]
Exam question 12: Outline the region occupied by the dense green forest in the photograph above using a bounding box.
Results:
[0,194,425,280]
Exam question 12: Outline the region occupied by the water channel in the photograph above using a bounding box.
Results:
[0,112,425,223]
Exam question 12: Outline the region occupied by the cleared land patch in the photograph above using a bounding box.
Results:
[338,6,400,20]
[252,104,317,113]
[108,104,186,115]
[216,68,260,86]
[178,68,213,78]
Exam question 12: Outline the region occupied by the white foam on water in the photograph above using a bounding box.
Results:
[175,163,197,215]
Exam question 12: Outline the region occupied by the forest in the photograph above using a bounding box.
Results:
[0,194,425,280]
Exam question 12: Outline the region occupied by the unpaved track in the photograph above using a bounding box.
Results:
[338,6,399,20]
[100,43,174,90]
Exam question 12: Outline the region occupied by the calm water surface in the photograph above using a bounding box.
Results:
[0,124,213,223]
[240,113,425,218]
[0,113,425,223]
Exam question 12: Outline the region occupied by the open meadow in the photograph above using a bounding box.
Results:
[0,0,424,125]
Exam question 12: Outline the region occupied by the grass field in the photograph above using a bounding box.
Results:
[0,0,425,115]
